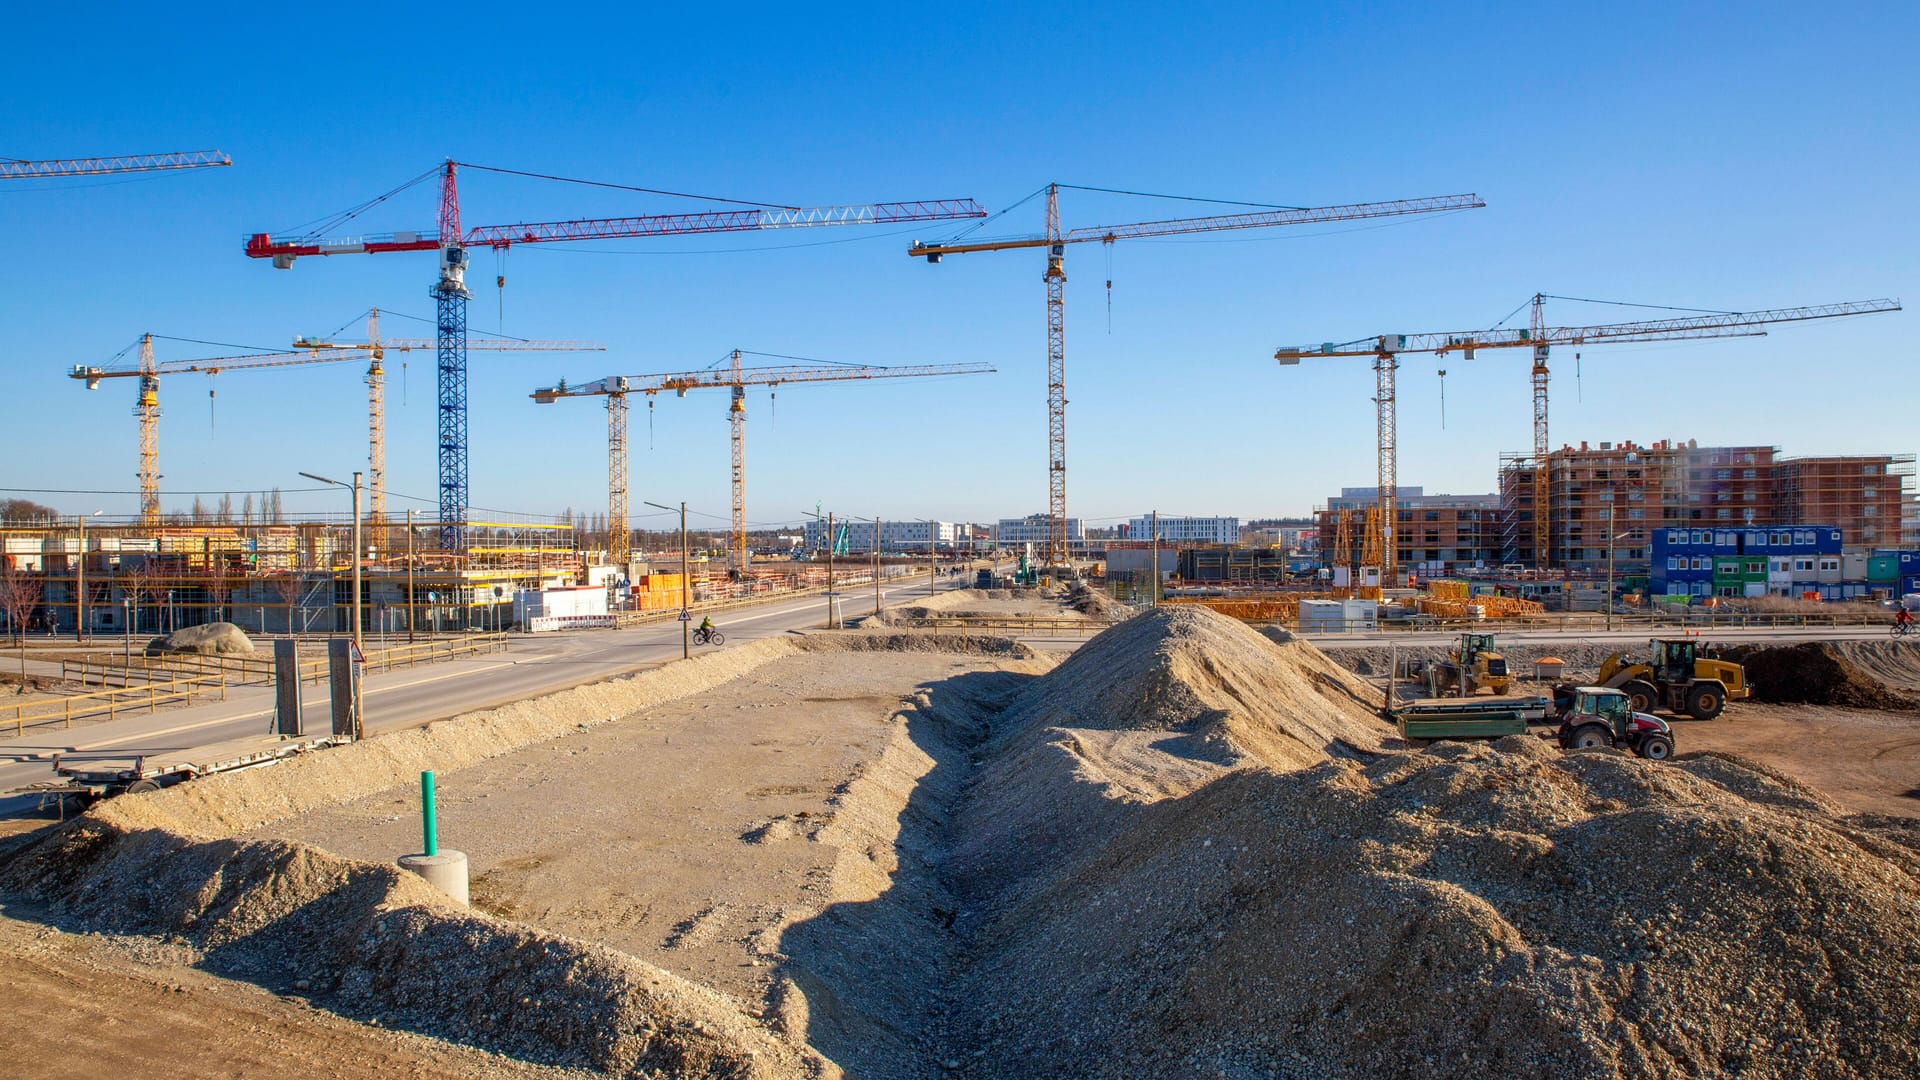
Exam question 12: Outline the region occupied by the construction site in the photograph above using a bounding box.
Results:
[5,13,1920,1077]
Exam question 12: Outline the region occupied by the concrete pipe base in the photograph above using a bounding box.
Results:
[398,850,470,907]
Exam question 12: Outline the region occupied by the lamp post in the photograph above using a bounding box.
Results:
[805,508,837,630]
[1605,504,1634,633]
[916,519,940,597]
[850,516,884,617]
[299,471,363,655]
[75,510,101,643]
[644,501,690,659]
[406,508,417,644]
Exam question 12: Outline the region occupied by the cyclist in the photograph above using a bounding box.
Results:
[697,614,715,640]
[1897,607,1913,633]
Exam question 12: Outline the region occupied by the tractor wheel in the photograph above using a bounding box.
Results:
[1569,724,1614,751]
[1685,684,1725,721]
[1621,679,1659,714]
[1636,734,1675,761]
[124,779,163,795]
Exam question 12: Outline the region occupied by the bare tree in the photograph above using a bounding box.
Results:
[203,568,233,625]
[216,493,234,525]
[269,487,285,525]
[0,558,42,693]
[241,493,255,525]
[126,557,170,639]
[271,572,305,635]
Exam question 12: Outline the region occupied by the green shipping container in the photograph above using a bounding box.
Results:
[1868,556,1900,583]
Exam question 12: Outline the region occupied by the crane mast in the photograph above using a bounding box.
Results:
[1276,296,1901,574]
[534,359,995,573]
[913,188,1485,567]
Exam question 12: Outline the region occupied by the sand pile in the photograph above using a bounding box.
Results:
[1828,640,1920,696]
[945,607,1393,908]
[944,735,1920,1078]
[1721,642,1920,709]
[1,807,826,1078]
[987,605,1388,770]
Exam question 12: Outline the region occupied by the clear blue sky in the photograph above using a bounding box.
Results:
[3,2,1913,535]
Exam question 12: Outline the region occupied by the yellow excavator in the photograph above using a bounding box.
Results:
[1595,639,1747,720]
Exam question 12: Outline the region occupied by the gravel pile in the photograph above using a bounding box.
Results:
[943,733,1920,1078]
[1063,581,1130,621]
[0,812,826,1078]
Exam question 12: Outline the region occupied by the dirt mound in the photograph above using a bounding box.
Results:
[1064,581,1129,621]
[792,630,1035,659]
[0,812,825,1077]
[946,607,1394,906]
[947,738,1920,1078]
[146,621,254,655]
[990,605,1389,769]
[1721,642,1920,709]
[1829,640,1920,695]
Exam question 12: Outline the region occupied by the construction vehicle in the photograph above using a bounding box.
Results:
[1431,633,1511,696]
[1594,639,1747,720]
[1556,686,1675,760]
[1012,544,1039,587]
[1385,646,1548,740]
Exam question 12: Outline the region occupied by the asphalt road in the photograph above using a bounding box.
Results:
[0,571,972,801]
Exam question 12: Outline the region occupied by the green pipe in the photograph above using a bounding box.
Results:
[421,770,438,857]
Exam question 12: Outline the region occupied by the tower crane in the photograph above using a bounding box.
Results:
[1276,295,1902,575]
[246,161,986,549]
[909,187,1485,567]
[73,323,600,527]
[532,356,994,569]
[290,309,602,523]
[1,150,229,180]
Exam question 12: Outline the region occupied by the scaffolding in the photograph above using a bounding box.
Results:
[1779,454,1916,550]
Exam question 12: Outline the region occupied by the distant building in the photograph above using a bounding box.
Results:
[995,515,1083,545]
[1126,515,1239,545]
[802,519,959,553]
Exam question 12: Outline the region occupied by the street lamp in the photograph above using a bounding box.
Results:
[850,515,884,617]
[643,500,690,659]
[916,519,939,597]
[75,510,101,643]
[1605,503,1634,632]
[299,470,363,655]
[804,508,837,629]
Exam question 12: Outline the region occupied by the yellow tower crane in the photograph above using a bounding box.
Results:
[290,309,602,521]
[533,356,994,569]
[1276,296,1901,576]
[73,322,601,526]
[909,186,1484,567]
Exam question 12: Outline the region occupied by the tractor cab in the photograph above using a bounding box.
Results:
[1556,686,1675,760]
[1651,639,1696,684]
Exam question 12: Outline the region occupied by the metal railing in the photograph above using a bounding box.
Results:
[57,633,510,689]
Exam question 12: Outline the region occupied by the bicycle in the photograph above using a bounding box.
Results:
[692,626,724,646]
[1892,621,1915,638]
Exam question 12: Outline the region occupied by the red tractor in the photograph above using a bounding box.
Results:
[1556,686,1675,761]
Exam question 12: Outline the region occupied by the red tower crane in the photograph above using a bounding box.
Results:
[246,162,985,550]
[910,186,1485,566]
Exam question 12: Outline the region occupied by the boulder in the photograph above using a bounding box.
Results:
[146,621,255,656]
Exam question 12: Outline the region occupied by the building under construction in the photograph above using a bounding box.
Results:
[1497,440,1913,570]
[1,515,580,637]
[1315,487,1502,575]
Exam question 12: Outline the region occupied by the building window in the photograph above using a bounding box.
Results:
[1743,469,1756,479]
[1716,470,1732,481]
[1716,509,1731,519]
[1820,558,1840,572]
[1744,492,1756,501]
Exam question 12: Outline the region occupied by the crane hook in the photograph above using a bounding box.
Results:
[648,399,655,451]
[1437,369,1446,429]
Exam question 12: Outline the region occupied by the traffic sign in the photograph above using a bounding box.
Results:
[348,640,365,665]
[678,610,692,621]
